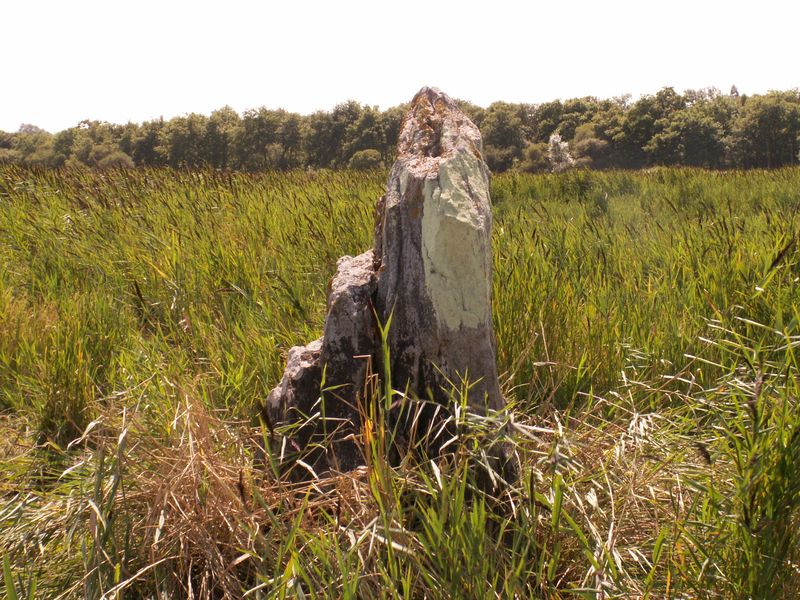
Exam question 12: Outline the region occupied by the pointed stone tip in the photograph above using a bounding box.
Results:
[411,86,454,106]
[398,87,483,162]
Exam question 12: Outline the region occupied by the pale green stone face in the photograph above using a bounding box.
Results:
[420,150,491,330]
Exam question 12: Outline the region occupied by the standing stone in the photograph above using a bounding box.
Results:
[374,86,503,414]
[266,87,504,474]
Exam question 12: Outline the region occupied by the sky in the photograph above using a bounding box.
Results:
[2,0,797,133]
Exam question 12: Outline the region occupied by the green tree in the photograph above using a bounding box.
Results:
[114,122,140,159]
[518,142,550,172]
[64,120,129,168]
[343,106,385,165]
[645,107,726,167]
[0,130,12,149]
[378,105,406,164]
[131,119,166,166]
[0,130,16,163]
[234,108,281,171]
[157,113,209,168]
[729,91,800,168]
[557,97,598,141]
[206,106,240,169]
[616,87,685,167]
[52,128,77,165]
[530,100,563,143]
[347,148,383,170]
[571,123,611,169]
[98,151,135,168]
[14,124,59,167]
[303,102,366,169]
[277,112,304,169]
[585,98,627,168]
[481,102,525,172]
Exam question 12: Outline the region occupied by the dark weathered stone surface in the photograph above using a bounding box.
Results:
[266,338,323,438]
[266,87,504,474]
[265,252,377,472]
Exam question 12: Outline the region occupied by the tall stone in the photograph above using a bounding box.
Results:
[374,87,502,413]
[266,87,504,474]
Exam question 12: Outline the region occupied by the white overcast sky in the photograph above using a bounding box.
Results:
[2,0,796,132]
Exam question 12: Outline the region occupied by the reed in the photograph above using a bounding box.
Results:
[2,165,800,597]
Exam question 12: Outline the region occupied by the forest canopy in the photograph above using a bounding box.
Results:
[2,87,799,172]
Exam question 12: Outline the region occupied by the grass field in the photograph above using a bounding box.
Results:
[2,164,800,598]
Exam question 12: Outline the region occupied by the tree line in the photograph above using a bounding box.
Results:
[2,87,799,173]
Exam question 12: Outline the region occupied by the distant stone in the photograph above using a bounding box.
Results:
[266,87,505,474]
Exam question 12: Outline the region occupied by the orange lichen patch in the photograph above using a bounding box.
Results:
[398,87,451,159]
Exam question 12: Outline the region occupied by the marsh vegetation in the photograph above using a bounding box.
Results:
[2,165,800,598]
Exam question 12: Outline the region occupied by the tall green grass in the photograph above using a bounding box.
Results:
[2,165,800,597]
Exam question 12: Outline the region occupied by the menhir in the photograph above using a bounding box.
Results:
[265,87,504,474]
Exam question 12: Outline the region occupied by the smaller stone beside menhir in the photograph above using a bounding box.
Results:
[265,87,505,475]
[264,251,378,474]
